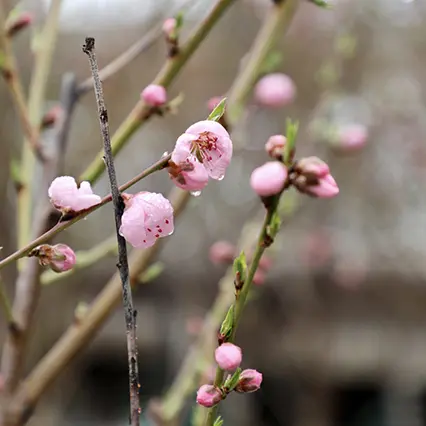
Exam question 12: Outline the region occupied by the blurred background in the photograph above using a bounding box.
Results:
[1,0,426,425]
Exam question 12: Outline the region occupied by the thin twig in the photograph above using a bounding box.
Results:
[83,36,140,426]
[80,0,238,184]
[17,0,62,254]
[0,154,171,271]
[0,4,44,160]
[10,188,190,426]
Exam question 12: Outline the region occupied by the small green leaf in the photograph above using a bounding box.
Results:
[309,0,332,8]
[207,97,227,122]
[10,158,22,185]
[232,251,247,284]
[219,305,235,341]
[283,118,299,166]
[139,262,164,283]
[260,51,283,75]
[267,212,281,239]
[213,416,224,426]
[175,11,184,31]
[223,367,242,392]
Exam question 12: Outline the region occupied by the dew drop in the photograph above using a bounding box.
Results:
[190,190,201,197]
[217,175,225,181]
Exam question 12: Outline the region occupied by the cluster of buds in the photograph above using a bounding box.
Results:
[250,134,339,200]
[196,342,263,408]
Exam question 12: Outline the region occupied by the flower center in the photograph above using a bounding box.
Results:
[191,131,218,163]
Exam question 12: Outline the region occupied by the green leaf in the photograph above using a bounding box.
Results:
[207,97,227,122]
[232,251,247,284]
[223,367,242,392]
[213,416,224,426]
[175,11,184,31]
[219,305,234,341]
[10,158,22,185]
[267,212,281,239]
[260,51,283,75]
[139,262,164,283]
[309,0,332,8]
[283,118,299,166]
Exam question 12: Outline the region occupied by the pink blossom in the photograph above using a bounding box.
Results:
[265,134,287,159]
[254,73,296,108]
[119,192,174,249]
[31,243,76,273]
[196,384,222,408]
[235,369,263,393]
[48,176,101,213]
[250,161,288,197]
[253,269,266,286]
[308,174,339,198]
[335,124,368,152]
[209,240,236,265]
[162,18,177,38]
[141,84,167,107]
[171,120,232,180]
[292,157,339,199]
[168,155,209,193]
[215,343,242,371]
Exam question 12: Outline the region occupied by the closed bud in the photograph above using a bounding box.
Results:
[254,73,296,108]
[250,162,288,197]
[235,369,263,393]
[30,243,76,273]
[5,11,32,38]
[141,84,167,107]
[215,343,242,371]
[196,384,223,408]
[265,134,287,160]
[162,18,177,39]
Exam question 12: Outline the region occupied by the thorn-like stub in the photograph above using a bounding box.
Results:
[82,37,95,54]
[100,108,108,123]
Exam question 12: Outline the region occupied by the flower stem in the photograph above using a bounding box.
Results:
[79,0,238,184]
[0,154,171,271]
[17,0,62,256]
[83,36,140,426]
[226,0,300,125]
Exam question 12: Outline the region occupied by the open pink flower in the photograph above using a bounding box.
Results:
[48,176,101,213]
[119,192,174,249]
[171,120,232,180]
[168,155,209,193]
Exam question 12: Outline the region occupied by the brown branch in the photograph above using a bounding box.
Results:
[83,36,140,426]
[8,188,190,426]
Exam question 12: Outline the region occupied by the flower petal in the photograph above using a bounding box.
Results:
[171,133,196,164]
[186,120,230,140]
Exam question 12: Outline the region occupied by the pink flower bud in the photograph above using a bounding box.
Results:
[5,11,32,37]
[30,243,76,273]
[207,96,222,112]
[254,73,296,108]
[172,120,233,180]
[253,269,266,286]
[141,84,167,107]
[196,384,223,408]
[250,161,288,197]
[334,124,368,152]
[209,240,236,265]
[119,192,174,249]
[292,157,339,198]
[215,343,242,371]
[48,176,101,213]
[168,156,209,194]
[265,134,287,159]
[162,18,177,39]
[235,369,263,393]
[41,105,63,129]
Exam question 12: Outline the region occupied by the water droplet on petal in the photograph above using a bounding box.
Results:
[217,175,225,181]
[190,190,201,197]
